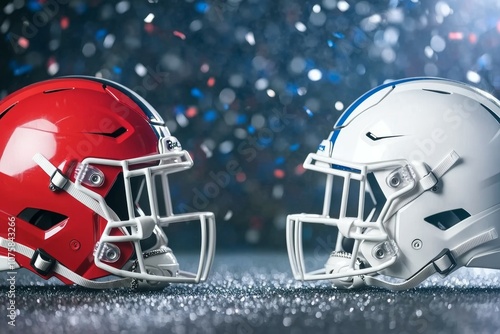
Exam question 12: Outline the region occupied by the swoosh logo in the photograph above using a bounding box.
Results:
[366,132,403,141]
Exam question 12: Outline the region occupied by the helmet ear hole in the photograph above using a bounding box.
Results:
[18,208,68,231]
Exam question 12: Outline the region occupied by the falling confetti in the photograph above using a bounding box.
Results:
[173,30,186,40]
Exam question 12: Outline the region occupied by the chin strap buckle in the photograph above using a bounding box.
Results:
[432,248,457,276]
[420,150,460,191]
[49,168,68,192]
[30,249,56,276]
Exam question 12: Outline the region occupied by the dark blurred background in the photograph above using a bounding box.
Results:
[1,0,500,251]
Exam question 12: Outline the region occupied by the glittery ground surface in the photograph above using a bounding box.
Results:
[1,252,500,334]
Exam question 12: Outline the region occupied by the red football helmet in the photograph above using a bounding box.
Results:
[0,76,215,288]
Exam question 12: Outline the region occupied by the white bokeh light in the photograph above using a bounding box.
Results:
[308,69,322,81]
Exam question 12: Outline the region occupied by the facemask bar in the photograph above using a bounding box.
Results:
[286,151,416,282]
[73,149,216,284]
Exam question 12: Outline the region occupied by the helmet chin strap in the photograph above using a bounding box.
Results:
[362,228,498,291]
[0,236,132,288]
[32,153,112,220]
[381,150,461,220]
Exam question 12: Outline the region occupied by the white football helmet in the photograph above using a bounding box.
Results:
[286,77,500,290]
